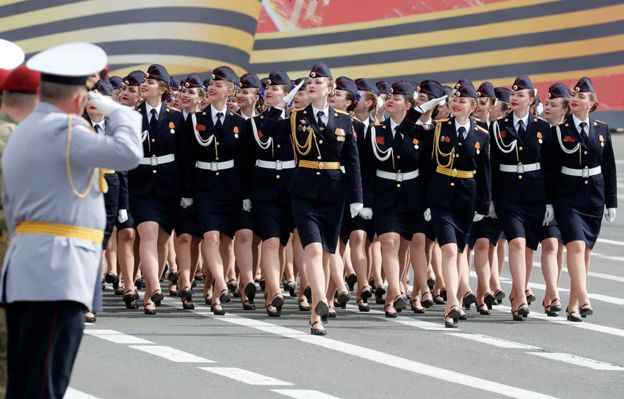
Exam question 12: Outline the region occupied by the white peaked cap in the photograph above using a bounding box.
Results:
[27,42,107,85]
[0,39,25,69]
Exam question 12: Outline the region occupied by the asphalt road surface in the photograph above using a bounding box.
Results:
[66,135,624,399]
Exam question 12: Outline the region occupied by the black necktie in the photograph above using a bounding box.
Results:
[517,120,526,141]
[149,109,158,131]
[94,124,101,134]
[317,111,325,130]
[457,126,466,143]
[215,112,224,132]
[579,122,587,138]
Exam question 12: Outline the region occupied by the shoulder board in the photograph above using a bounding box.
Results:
[476,125,489,134]
[352,115,362,123]
[373,123,383,127]
[334,109,349,115]
[536,116,549,123]
[595,119,607,125]
[434,118,448,123]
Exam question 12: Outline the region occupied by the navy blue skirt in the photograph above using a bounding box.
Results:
[340,206,375,244]
[102,182,120,249]
[555,205,603,248]
[291,195,344,253]
[253,199,294,246]
[195,195,241,239]
[130,194,179,235]
[496,202,545,251]
[374,203,417,241]
[175,204,201,238]
[238,208,254,232]
[468,216,502,249]
[540,219,563,243]
[430,206,473,253]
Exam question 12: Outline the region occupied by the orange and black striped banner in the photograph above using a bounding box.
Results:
[1,0,623,112]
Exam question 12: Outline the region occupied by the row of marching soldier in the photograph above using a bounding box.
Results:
[0,40,617,397]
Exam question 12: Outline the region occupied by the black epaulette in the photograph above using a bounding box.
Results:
[595,119,607,125]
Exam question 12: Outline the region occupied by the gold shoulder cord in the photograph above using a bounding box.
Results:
[66,114,97,198]
[432,122,454,168]
[290,111,317,159]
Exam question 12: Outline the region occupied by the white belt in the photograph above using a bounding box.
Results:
[561,165,601,178]
[376,169,419,182]
[499,162,541,173]
[196,160,235,171]
[255,159,296,170]
[139,154,175,166]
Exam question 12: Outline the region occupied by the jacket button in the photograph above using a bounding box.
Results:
[518,175,523,180]
[151,139,155,143]
[450,182,455,187]
[584,151,588,155]
[317,156,322,160]
[276,175,281,179]
[455,154,459,158]
[277,144,281,148]
[519,146,523,151]
[152,170,157,174]
[215,172,220,176]
[396,183,401,188]
[584,180,589,185]
[316,172,321,176]
[396,155,401,159]
[319,140,324,144]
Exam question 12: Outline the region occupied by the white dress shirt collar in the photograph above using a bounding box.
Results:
[454,119,470,138]
[572,114,590,134]
[211,105,227,125]
[312,105,329,124]
[146,102,161,120]
[513,113,529,131]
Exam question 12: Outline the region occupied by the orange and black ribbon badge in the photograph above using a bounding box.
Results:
[169,121,175,134]
[233,126,239,138]
[376,136,385,145]
[500,130,507,138]
[599,134,605,146]
[475,141,481,154]
[537,131,543,143]
[413,138,419,149]
[196,124,206,132]
[563,135,576,143]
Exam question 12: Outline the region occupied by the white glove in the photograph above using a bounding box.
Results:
[180,197,194,208]
[423,208,431,222]
[242,199,252,212]
[473,213,485,222]
[416,95,447,113]
[279,79,305,109]
[487,203,497,219]
[350,202,363,218]
[376,96,384,111]
[543,204,554,226]
[117,209,128,223]
[358,207,373,220]
[88,91,123,116]
[605,208,617,223]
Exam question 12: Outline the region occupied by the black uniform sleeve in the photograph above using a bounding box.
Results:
[361,125,375,208]
[257,107,290,137]
[182,114,197,198]
[117,170,129,210]
[237,119,254,199]
[603,127,618,209]
[396,108,424,139]
[341,119,363,204]
[476,134,492,215]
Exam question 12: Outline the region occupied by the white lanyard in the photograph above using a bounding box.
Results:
[191,113,215,147]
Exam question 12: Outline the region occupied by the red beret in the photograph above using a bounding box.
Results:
[1,65,40,94]
[0,69,9,89]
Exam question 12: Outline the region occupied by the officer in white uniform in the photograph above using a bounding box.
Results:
[0,43,142,399]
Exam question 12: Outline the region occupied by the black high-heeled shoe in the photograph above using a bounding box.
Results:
[550,298,562,312]
[345,274,357,292]
[298,298,311,311]
[328,306,337,318]
[303,286,312,303]
[579,303,593,318]
[484,292,496,310]
[123,291,139,309]
[444,305,460,328]
[542,299,559,317]
[434,291,446,305]
[168,270,179,284]
[271,293,285,311]
[284,281,297,297]
[310,320,327,336]
[410,298,425,314]
[462,292,476,310]
[218,289,231,305]
[393,295,407,311]
[427,277,436,292]
[314,300,329,318]
[360,287,373,302]
[525,289,536,305]
[180,289,194,310]
[211,302,225,316]
[144,302,157,315]
[226,279,237,293]
[336,291,351,307]
[375,285,386,304]
[421,292,434,308]
[512,303,529,321]
[566,308,582,322]
[384,304,397,318]
[244,282,257,304]
[356,299,370,312]
[494,289,505,305]
[242,299,255,311]
[476,303,491,315]
[151,290,164,307]
[265,304,281,317]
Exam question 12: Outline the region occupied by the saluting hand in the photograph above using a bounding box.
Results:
[416,95,448,114]
[88,91,123,116]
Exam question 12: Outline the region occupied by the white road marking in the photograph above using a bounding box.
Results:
[272,389,342,399]
[527,352,624,371]
[198,367,293,385]
[531,261,624,283]
[129,345,215,363]
[597,238,624,247]
[445,333,541,350]
[64,388,101,399]
[190,307,558,399]
[84,329,153,344]
[495,305,624,338]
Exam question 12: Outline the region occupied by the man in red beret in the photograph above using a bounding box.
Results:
[0,65,41,151]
